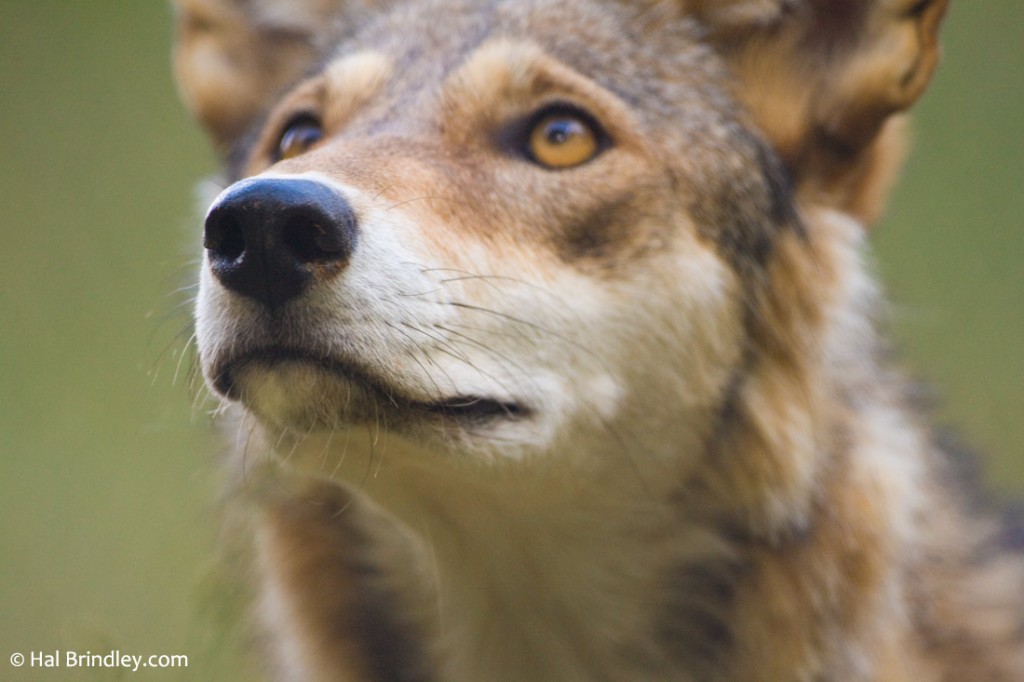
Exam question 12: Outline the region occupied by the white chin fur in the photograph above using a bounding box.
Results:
[232,361,362,431]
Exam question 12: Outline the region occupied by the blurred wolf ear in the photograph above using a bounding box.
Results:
[691,0,949,224]
[172,0,368,153]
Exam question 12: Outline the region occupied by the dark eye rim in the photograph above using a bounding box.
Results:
[498,102,612,169]
[272,112,324,162]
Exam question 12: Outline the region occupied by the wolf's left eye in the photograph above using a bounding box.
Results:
[276,116,323,161]
[527,110,601,169]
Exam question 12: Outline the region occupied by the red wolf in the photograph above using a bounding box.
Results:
[174,0,1024,679]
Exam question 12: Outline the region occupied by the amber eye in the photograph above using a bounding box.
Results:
[527,111,601,169]
[276,116,323,161]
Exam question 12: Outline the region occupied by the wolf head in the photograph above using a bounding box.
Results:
[174,0,946,495]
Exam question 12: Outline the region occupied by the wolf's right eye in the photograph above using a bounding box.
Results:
[528,114,597,169]
[521,106,605,170]
[276,116,323,161]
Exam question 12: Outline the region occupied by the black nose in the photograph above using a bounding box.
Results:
[203,177,358,309]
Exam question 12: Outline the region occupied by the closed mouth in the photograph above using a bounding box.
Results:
[425,395,527,421]
[213,347,529,424]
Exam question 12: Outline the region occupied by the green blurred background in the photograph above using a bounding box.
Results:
[0,2,1020,679]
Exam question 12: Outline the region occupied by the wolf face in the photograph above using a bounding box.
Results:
[190,2,772,471]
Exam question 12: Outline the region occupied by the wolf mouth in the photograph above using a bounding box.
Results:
[213,347,529,424]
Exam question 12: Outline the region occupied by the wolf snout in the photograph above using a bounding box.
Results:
[203,177,358,309]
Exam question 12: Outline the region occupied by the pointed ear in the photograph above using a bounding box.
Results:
[692,0,949,224]
[172,0,359,153]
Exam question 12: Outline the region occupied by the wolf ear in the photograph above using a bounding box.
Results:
[173,0,361,153]
[692,0,949,224]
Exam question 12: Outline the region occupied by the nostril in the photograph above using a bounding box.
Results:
[283,213,349,263]
[205,212,246,261]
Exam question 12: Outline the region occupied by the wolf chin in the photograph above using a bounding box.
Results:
[173,0,1024,680]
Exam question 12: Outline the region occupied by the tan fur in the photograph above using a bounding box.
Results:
[174,1,1024,680]
[691,0,949,224]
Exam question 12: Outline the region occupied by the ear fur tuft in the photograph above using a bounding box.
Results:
[172,0,369,153]
[691,0,949,224]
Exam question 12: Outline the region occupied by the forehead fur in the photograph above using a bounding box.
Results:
[236,0,754,187]
[323,0,728,123]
